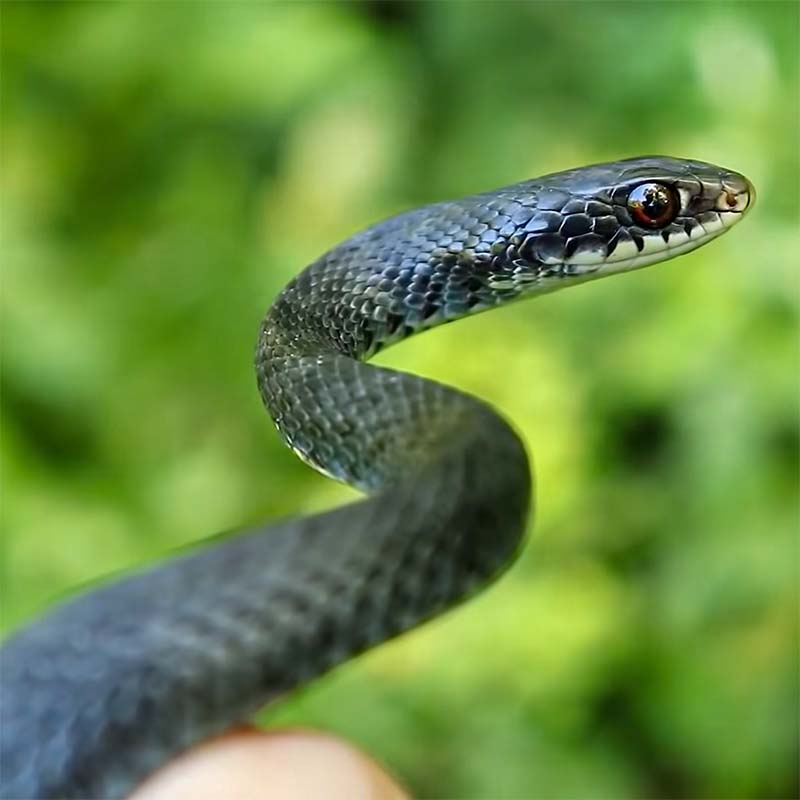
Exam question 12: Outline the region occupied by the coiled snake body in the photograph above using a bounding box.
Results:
[1,157,753,799]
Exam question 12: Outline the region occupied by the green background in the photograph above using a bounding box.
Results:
[2,2,797,798]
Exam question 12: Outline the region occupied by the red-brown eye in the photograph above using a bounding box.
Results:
[627,183,679,228]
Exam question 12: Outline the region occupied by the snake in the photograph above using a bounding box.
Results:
[0,156,753,799]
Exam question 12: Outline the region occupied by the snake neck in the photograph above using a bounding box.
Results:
[255,319,526,487]
[259,157,752,370]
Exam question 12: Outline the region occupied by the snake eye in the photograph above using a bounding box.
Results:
[627,182,679,228]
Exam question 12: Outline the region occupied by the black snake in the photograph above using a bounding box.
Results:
[0,156,753,799]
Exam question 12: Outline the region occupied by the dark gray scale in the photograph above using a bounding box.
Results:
[605,226,635,258]
[528,232,566,264]
[559,213,592,239]
[612,203,634,227]
[524,210,563,234]
[564,233,608,262]
[532,187,570,211]
[592,215,619,240]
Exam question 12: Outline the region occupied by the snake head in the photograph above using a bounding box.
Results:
[505,155,755,284]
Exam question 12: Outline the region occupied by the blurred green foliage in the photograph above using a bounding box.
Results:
[2,2,798,798]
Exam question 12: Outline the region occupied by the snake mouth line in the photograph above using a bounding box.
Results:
[500,203,751,288]
[591,220,735,275]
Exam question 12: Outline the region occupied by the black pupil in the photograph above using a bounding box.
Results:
[629,183,673,222]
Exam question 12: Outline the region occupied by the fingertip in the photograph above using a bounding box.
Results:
[130,727,408,800]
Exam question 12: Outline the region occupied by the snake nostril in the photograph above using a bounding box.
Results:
[716,184,752,215]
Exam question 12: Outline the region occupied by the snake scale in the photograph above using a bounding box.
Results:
[0,156,753,799]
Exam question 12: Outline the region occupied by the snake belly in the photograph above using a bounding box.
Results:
[0,156,753,799]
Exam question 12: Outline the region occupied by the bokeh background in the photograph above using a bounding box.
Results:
[2,2,798,798]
